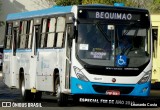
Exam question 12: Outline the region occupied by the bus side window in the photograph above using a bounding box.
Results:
[5,23,12,49]
[56,17,66,48]
[19,21,27,49]
[27,20,33,49]
[40,19,47,48]
[56,33,64,47]
[47,18,56,47]
[13,27,19,55]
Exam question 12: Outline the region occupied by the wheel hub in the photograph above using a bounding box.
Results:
[21,80,25,96]
[56,84,60,98]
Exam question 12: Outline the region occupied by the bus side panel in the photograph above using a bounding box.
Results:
[29,55,37,89]
[3,52,11,87]
[16,51,32,89]
[36,49,57,92]
[36,49,66,92]
[3,52,18,88]
[11,55,18,88]
[57,49,67,93]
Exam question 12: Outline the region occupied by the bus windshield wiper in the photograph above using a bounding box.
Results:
[121,23,139,39]
[95,22,111,42]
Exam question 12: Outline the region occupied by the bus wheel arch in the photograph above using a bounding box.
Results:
[19,67,34,101]
[19,68,24,89]
[53,68,68,106]
[55,76,68,106]
[53,68,59,93]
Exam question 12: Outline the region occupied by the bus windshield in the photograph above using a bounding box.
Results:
[77,21,150,67]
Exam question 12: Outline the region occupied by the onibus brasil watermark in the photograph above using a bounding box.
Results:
[2,102,42,107]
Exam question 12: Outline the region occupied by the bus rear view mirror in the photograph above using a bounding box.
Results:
[108,25,115,30]
[67,24,75,39]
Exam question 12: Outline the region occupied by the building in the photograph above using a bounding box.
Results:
[0,0,54,45]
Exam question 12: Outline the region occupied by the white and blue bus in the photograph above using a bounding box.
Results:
[3,4,152,106]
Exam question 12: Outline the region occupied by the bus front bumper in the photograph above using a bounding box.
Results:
[71,77,150,96]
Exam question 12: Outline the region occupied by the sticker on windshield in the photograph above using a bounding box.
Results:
[90,52,107,59]
[79,44,89,50]
[116,55,127,66]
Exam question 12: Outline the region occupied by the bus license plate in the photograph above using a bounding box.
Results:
[106,90,120,96]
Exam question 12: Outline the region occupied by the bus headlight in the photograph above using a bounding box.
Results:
[73,66,89,82]
[138,70,151,84]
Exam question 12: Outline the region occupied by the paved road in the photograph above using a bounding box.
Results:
[0,73,160,110]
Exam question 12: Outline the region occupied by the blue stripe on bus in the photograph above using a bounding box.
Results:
[3,49,12,53]
[37,48,64,52]
[4,49,63,53]
[7,6,72,20]
[4,49,32,53]
[16,49,32,52]
[71,77,150,96]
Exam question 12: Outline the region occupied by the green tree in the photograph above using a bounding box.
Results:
[149,0,160,13]
[42,0,160,13]
[41,0,149,8]
[0,0,4,27]
[81,0,138,7]
[56,0,81,5]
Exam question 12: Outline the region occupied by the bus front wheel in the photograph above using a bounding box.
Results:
[55,77,68,106]
[20,76,34,101]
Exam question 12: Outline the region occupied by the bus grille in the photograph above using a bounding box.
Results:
[92,85,134,94]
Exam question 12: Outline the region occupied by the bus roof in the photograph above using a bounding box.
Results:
[78,4,148,12]
[7,5,72,21]
[6,4,148,21]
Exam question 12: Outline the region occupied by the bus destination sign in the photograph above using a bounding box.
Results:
[78,10,141,21]
[89,11,140,21]
[95,12,132,20]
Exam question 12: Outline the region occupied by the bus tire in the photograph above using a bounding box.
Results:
[35,91,42,101]
[55,77,68,106]
[20,76,34,101]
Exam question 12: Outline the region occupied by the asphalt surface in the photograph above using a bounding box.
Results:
[0,72,160,110]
